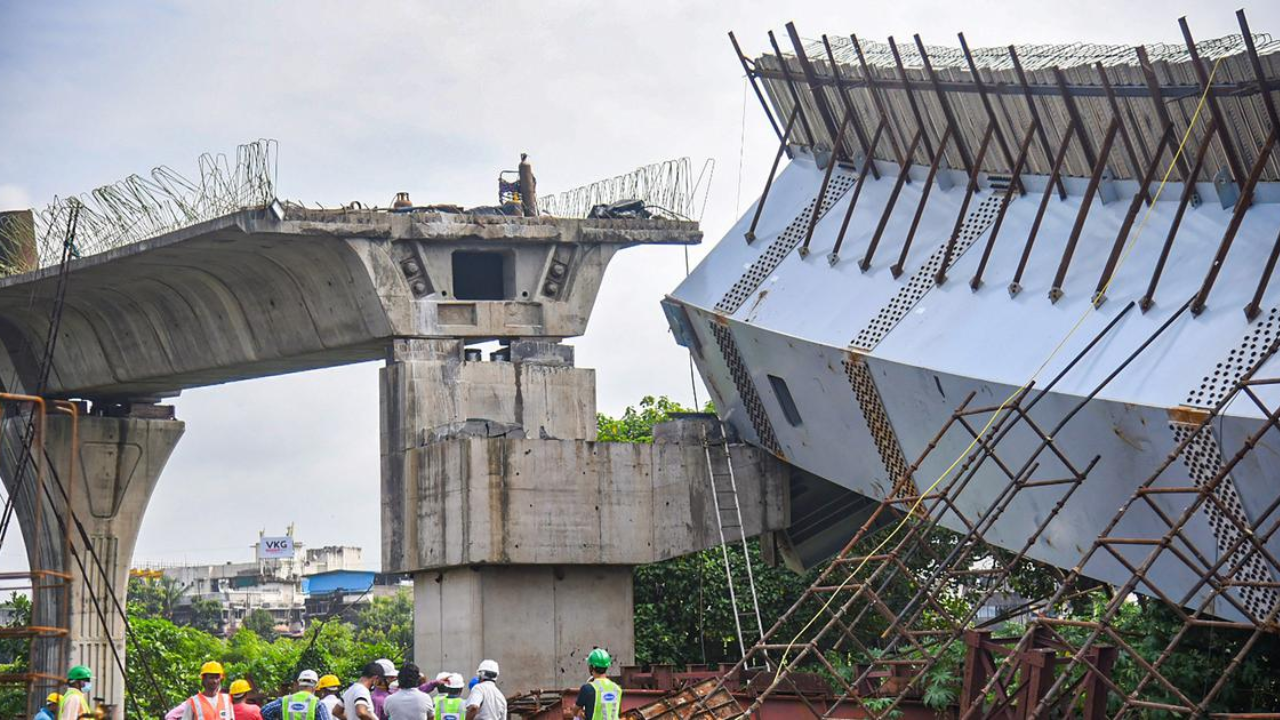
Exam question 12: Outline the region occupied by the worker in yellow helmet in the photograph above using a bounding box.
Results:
[316,675,342,719]
[36,692,60,720]
[229,679,262,720]
[179,661,234,720]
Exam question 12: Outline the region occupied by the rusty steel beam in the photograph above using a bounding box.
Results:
[959,32,1021,194]
[745,107,800,243]
[799,109,853,257]
[1190,127,1278,315]
[822,35,882,179]
[1135,45,1192,185]
[889,35,936,160]
[971,118,1038,291]
[1096,62,1146,196]
[851,33,907,171]
[936,122,994,285]
[768,30,816,148]
[1050,116,1120,303]
[1053,66,1099,170]
[915,33,975,176]
[1140,118,1217,312]
[862,128,925,272]
[1094,126,1174,304]
[1180,16,1248,186]
[1010,118,1075,296]
[830,119,887,263]
[729,31,785,148]
[1009,46,1066,200]
[787,22,848,159]
[893,126,953,278]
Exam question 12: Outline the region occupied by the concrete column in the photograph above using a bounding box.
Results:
[382,339,787,694]
[4,407,183,717]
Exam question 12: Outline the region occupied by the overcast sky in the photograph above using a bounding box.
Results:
[2,0,1276,572]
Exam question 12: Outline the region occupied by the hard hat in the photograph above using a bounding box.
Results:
[588,648,612,670]
[445,673,466,691]
[228,679,252,696]
[297,669,319,686]
[477,659,499,677]
[317,674,340,691]
[376,658,397,677]
[67,665,93,682]
[200,661,225,677]
[46,693,62,705]
[435,671,452,683]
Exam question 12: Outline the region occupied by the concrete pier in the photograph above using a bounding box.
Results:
[381,339,788,693]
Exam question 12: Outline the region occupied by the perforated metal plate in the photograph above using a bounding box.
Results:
[710,321,781,456]
[852,194,1003,351]
[716,172,858,314]
[1172,306,1280,623]
[844,355,916,499]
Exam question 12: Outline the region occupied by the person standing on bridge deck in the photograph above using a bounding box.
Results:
[464,660,505,720]
[572,649,621,720]
[58,666,93,720]
[230,679,262,720]
[179,661,235,720]
[36,693,60,720]
[383,664,433,720]
[262,670,331,720]
[342,662,386,720]
[317,675,343,719]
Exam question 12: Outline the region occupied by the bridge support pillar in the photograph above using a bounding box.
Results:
[381,338,788,694]
[6,407,183,717]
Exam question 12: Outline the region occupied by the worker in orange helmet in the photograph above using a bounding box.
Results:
[179,661,235,720]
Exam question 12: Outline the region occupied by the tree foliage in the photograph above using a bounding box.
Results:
[242,608,276,639]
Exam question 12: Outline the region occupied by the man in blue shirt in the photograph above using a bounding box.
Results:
[35,693,60,720]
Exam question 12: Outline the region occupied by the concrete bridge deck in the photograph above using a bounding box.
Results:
[0,206,699,399]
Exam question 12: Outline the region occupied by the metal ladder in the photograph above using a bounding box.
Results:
[701,423,768,668]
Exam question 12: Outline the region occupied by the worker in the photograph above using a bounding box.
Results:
[35,693,60,720]
[433,674,466,720]
[371,659,396,719]
[342,662,386,720]
[262,670,331,720]
[383,664,432,719]
[229,680,262,720]
[317,675,343,718]
[464,660,505,720]
[58,666,93,720]
[179,661,235,720]
[572,649,622,720]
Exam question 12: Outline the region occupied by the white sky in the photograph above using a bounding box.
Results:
[1,0,1276,572]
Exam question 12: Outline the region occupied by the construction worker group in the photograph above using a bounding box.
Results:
[51,648,622,719]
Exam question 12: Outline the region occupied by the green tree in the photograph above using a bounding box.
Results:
[0,593,32,718]
[128,575,190,620]
[187,598,224,635]
[354,587,413,657]
[242,608,277,639]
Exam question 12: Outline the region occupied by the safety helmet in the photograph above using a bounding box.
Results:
[477,659,499,677]
[317,674,340,691]
[444,673,466,691]
[435,671,451,683]
[46,693,61,705]
[375,658,397,677]
[297,669,319,686]
[67,666,93,682]
[588,648,612,671]
[228,679,252,696]
[200,661,225,677]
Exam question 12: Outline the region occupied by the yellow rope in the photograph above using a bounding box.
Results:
[754,56,1225,705]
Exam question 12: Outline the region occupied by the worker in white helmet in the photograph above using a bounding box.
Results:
[464,660,505,720]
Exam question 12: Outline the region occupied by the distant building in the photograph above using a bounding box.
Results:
[133,528,404,636]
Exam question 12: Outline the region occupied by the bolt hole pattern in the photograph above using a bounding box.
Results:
[710,321,781,456]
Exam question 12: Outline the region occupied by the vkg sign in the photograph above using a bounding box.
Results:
[257,536,295,560]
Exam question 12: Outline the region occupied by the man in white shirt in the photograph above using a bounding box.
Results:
[465,660,506,720]
[318,675,343,718]
[383,664,433,720]
[343,662,387,720]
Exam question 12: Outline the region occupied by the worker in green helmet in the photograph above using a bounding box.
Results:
[59,666,93,720]
[572,648,622,720]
